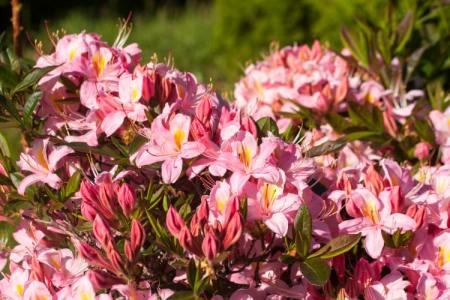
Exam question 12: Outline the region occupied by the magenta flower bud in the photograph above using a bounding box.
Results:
[406,204,426,228]
[80,180,99,204]
[195,96,211,124]
[354,258,372,293]
[166,206,186,237]
[223,212,242,249]
[79,242,110,270]
[190,214,201,237]
[81,202,97,222]
[240,116,257,138]
[389,186,403,213]
[106,243,124,273]
[98,182,117,219]
[93,215,112,249]
[118,183,136,216]
[414,142,432,160]
[190,118,209,141]
[131,219,145,253]
[178,226,196,254]
[88,270,123,289]
[363,165,384,196]
[124,240,134,262]
[202,229,218,261]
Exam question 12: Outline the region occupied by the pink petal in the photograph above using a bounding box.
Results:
[264,212,289,236]
[101,111,126,136]
[161,157,183,184]
[364,228,384,258]
[180,142,206,159]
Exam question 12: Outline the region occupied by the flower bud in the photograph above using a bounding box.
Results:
[406,204,426,228]
[196,96,212,124]
[106,243,124,273]
[364,165,384,196]
[202,229,218,261]
[223,212,242,249]
[240,116,257,138]
[388,186,402,213]
[124,240,134,262]
[166,206,186,237]
[81,202,97,222]
[80,180,99,205]
[118,183,136,216]
[414,142,431,161]
[79,242,110,270]
[88,270,123,289]
[131,219,145,253]
[93,215,112,249]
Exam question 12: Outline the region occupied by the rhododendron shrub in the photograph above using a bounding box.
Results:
[0,2,449,299]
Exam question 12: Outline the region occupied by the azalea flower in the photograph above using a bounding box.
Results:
[339,188,416,258]
[133,112,205,183]
[247,179,300,236]
[17,139,73,194]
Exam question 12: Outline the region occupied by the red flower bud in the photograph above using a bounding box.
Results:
[223,212,242,249]
[364,165,384,196]
[240,116,257,138]
[124,240,134,262]
[88,270,123,289]
[389,186,403,213]
[93,215,112,249]
[406,204,426,228]
[80,180,99,205]
[202,229,218,261]
[166,206,186,237]
[106,243,124,273]
[196,96,212,124]
[131,219,145,253]
[81,202,97,222]
[79,242,110,270]
[118,183,136,216]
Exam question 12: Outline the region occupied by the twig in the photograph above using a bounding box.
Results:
[10,0,22,57]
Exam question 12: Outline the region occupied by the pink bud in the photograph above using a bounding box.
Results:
[406,204,426,228]
[196,96,212,124]
[81,202,97,222]
[414,142,432,160]
[124,240,134,262]
[389,186,403,213]
[79,242,110,270]
[223,212,242,249]
[202,229,217,261]
[88,270,123,289]
[93,215,112,249]
[106,243,124,273]
[98,182,117,220]
[118,183,136,216]
[166,206,186,237]
[354,258,372,293]
[383,110,398,137]
[240,116,257,138]
[364,165,384,196]
[80,180,99,204]
[178,226,196,254]
[190,118,209,141]
[130,219,145,253]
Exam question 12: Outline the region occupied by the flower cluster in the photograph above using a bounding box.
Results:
[0,19,449,300]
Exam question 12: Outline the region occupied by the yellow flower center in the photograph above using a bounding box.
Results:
[50,256,61,270]
[261,183,281,211]
[237,143,252,168]
[438,246,450,268]
[15,283,24,296]
[80,292,94,300]
[362,200,379,224]
[173,129,186,151]
[131,87,140,102]
[435,176,450,195]
[92,52,107,77]
[254,80,265,98]
[37,145,49,170]
[68,44,77,62]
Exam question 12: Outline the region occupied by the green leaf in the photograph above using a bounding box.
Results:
[0,221,15,248]
[294,205,312,259]
[12,66,57,94]
[0,131,10,157]
[414,119,435,144]
[0,65,19,88]
[59,75,78,92]
[324,112,352,133]
[168,291,198,300]
[64,171,81,199]
[308,234,361,259]
[257,117,279,137]
[395,11,414,53]
[348,102,384,133]
[187,259,197,288]
[23,91,42,126]
[299,257,331,286]
[305,138,347,158]
[345,131,382,142]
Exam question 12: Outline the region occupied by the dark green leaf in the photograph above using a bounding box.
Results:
[257,117,279,137]
[0,131,10,157]
[414,119,435,144]
[64,171,81,199]
[187,259,197,288]
[294,205,312,259]
[0,221,15,248]
[395,11,414,53]
[0,65,19,88]
[23,91,42,126]
[308,234,361,259]
[168,291,197,300]
[305,138,347,158]
[12,66,57,94]
[299,257,331,286]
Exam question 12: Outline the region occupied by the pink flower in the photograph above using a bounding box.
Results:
[17,139,73,194]
[429,107,450,164]
[339,188,416,258]
[364,271,410,300]
[133,112,205,183]
[23,281,52,300]
[247,180,300,236]
[216,131,282,186]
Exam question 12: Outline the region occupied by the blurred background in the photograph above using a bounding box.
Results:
[0,0,393,93]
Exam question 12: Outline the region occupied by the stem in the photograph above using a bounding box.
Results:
[10,0,22,57]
